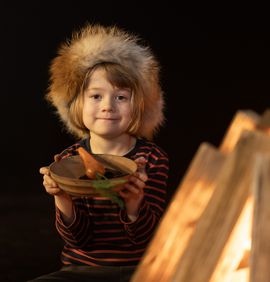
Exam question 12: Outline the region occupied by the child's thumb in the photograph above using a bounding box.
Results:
[54,154,61,162]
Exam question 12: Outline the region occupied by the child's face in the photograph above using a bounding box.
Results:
[82,68,132,139]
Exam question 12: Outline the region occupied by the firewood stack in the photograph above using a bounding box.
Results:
[131,109,270,282]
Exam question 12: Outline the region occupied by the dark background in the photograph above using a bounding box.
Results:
[1,2,269,281]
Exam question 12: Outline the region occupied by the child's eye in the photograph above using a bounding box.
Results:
[115,95,128,101]
[91,94,102,100]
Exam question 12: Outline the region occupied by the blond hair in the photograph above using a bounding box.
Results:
[68,62,145,137]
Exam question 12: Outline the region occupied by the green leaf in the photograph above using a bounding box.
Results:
[92,179,127,189]
[96,189,125,209]
[91,174,126,208]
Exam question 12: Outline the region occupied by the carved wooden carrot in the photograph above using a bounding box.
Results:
[77,147,105,179]
[76,146,126,207]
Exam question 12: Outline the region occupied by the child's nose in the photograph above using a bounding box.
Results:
[102,97,115,112]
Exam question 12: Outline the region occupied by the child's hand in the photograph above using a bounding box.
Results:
[40,154,73,223]
[39,154,65,196]
[118,157,148,217]
[39,166,62,196]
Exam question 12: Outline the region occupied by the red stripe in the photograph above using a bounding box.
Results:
[138,145,153,151]
[91,213,119,217]
[144,192,166,203]
[148,153,167,161]
[155,171,169,178]
[90,242,134,247]
[93,228,123,233]
[70,248,141,262]
[136,216,156,242]
[147,178,167,186]
[94,220,120,225]
[62,252,99,266]
[145,184,166,194]
[86,248,144,254]
[86,204,117,209]
[135,151,150,156]
[148,201,164,212]
[152,146,167,156]
[136,213,153,233]
[94,236,128,242]
[150,163,169,170]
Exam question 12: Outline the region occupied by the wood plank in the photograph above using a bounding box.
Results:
[131,143,225,282]
[219,110,259,154]
[250,154,270,282]
[172,130,270,282]
[209,198,252,282]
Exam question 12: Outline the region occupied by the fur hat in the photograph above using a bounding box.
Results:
[47,24,164,140]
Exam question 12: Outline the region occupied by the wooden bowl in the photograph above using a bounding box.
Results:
[49,154,137,197]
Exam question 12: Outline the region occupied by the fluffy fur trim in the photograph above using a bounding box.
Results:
[47,24,164,140]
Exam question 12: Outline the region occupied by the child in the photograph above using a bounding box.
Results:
[31,24,169,282]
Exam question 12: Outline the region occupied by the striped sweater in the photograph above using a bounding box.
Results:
[55,137,169,266]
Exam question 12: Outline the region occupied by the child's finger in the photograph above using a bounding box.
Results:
[134,157,148,182]
[39,166,50,175]
[124,183,140,194]
[118,188,138,199]
[43,175,58,189]
[129,175,146,189]
[45,187,62,195]
[133,171,148,183]
[134,157,147,170]
[54,154,61,162]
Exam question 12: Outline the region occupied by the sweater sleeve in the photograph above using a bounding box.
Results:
[54,144,93,248]
[55,198,94,248]
[119,146,169,245]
